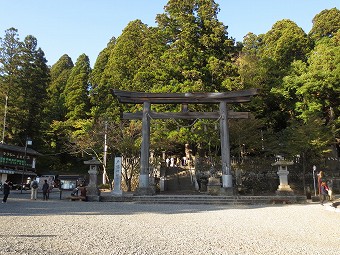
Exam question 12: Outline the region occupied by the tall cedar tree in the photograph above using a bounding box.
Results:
[63,54,91,121]
[40,54,74,172]
[309,8,340,42]
[154,0,236,94]
[0,28,22,143]
[244,20,311,131]
[46,54,74,122]
[146,0,239,155]
[0,29,49,146]
[100,20,155,119]
[20,35,50,147]
[89,21,156,183]
[47,53,93,174]
[89,37,116,119]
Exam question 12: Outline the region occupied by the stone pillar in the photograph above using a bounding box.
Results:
[1,173,8,183]
[272,159,294,195]
[84,157,101,201]
[112,156,123,196]
[159,177,166,192]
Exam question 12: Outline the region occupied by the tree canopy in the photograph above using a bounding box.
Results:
[0,3,339,180]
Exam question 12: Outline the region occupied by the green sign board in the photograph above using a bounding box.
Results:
[0,150,33,168]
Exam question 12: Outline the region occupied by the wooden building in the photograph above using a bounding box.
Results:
[0,143,41,188]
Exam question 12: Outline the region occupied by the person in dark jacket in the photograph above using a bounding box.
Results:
[2,180,12,203]
[42,180,49,200]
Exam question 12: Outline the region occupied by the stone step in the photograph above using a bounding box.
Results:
[100,194,307,205]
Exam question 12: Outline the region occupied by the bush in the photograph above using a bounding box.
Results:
[98,183,111,190]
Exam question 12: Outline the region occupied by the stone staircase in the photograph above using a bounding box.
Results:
[162,166,196,193]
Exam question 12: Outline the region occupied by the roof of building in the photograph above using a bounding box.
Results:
[0,143,42,156]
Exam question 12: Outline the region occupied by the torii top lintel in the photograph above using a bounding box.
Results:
[113,89,259,104]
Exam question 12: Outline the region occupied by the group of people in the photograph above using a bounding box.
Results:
[165,156,187,168]
[30,179,52,200]
[2,178,52,203]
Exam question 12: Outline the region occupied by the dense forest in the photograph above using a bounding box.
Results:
[0,1,339,189]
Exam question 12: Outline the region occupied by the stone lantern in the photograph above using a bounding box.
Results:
[272,158,294,195]
[84,157,101,201]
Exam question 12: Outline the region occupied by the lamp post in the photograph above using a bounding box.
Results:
[312,165,317,197]
[20,137,32,194]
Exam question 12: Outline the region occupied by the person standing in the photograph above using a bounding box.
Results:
[170,157,175,167]
[30,178,38,200]
[320,181,329,206]
[2,180,12,203]
[317,170,324,195]
[327,179,334,201]
[42,180,49,200]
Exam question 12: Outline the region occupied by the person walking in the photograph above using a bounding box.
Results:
[2,180,12,203]
[320,181,329,206]
[42,180,49,200]
[30,178,39,200]
[317,170,324,195]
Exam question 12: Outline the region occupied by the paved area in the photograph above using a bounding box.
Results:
[0,190,339,255]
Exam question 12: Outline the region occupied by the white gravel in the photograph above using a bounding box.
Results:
[0,192,339,255]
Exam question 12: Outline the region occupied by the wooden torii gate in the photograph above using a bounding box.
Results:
[113,89,258,195]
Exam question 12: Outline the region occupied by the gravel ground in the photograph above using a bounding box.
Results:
[0,190,339,255]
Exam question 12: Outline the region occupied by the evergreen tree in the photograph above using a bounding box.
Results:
[43,54,93,173]
[46,54,73,122]
[0,28,22,143]
[63,54,91,121]
[93,20,159,121]
[141,0,239,156]
[261,19,311,71]
[282,33,340,124]
[243,20,312,131]
[279,31,340,157]
[105,20,151,91]
[89,37,116,119]
[309,7,340,41]
[40,54,74,172]
[0,29,49,145]
[236,32,265,89]
[19,35,50,146]
[155,0,236,93]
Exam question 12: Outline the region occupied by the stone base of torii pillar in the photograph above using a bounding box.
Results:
[207,175,234,196]
[133,174,156,196]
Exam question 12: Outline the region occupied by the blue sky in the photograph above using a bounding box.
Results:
[1,0,339,67]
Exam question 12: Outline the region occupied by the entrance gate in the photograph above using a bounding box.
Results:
[113,89,258,195]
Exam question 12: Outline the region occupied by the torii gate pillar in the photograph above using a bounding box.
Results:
[220,102,232,192]
[135,102,155,195]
